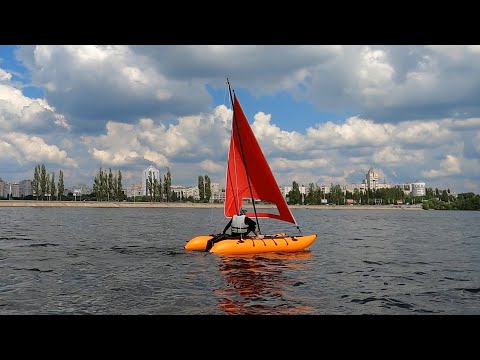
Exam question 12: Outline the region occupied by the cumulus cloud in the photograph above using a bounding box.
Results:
[15,45,480,130]
[423,155,462,178]
[0,68,12,82]
[16,45,211,133]
[2,133,77,168]
[251,111,308,154]
[199,159,223,173]
[90,148,140,166]
[304,45,480,122]
[373,146,424,164]
[0,71,70,133]
[0,45,478,194]
[270,157,329,171]
[73,102,478,193]
[306,116,394,149]
[395,121,453,148]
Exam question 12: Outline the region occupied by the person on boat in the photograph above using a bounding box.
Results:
[205,208,260,252]
[223,207,260,238]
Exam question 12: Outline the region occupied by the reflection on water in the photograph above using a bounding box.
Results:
[2,207,479,314]
[215,251,315,315]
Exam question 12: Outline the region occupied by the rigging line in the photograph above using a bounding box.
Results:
[232,109,240,211]
[227,90,240,211]
[225,79,241,214]
[208,206,220,233]
[226,79,261,234]
[223,80,228,109]
[224,79,240,216]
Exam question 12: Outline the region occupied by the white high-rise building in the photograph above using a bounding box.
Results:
[19,180,33,197]
[411,181,426,197]
[128,183,143,198]
[142,165,160,196]
[210,182,225,203]
[365,166,379,190]
[396,181,426,197]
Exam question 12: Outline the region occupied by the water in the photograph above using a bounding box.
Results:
[0,207,479,315]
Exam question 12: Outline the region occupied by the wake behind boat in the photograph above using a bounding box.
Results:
[184,79,317,255]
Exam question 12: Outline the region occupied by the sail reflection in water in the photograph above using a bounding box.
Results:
[215,251,315,315]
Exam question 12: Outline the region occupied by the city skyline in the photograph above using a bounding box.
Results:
[0,165,437,200]
[0,46,479,193]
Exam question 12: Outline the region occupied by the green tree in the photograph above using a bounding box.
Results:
[46,173,50,201]
[50,172,56,201]
[93,167,106,201]
[163,167,172,202]
[148,171,154,201]
[353,188,361,204]
[441,190,449,202]
[156,176,163,202]
[93,169,100,200]
[425,187,434,199]
[112,173,118,201]
[198,175,205,202]
[117,170,123,201]
[40,164,47,200]
[288,181,302,205]
[204,175,211,203]
[153,176,158,202]
[330,184,343,205]
[58,170,64,201]
[33,164,41,200]
[101,168,108,201]
[108,168,114,201]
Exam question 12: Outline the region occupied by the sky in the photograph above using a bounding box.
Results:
[0,45,479,194]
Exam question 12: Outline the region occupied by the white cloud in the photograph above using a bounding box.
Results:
[0,139,19,161]
[2,133,77,167]
[199,159,223,173]
[449,117,480,130]
[423,155,462,178]
[90,147,140,166]
[474,132,480,153]
[306,116,394,148]
[270,157,329,171]
[357,47,395,102]
[0,77,70,132]
[143,149,168,166]
[1,45,479,194]
[396,121,452,146]
[251,112,307,153]
[0,68,12,82]
[373,146,424,164]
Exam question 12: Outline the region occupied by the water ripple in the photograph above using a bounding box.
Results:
[0,207,479,314]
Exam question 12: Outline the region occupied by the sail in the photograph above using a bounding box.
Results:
[224,94,297,225]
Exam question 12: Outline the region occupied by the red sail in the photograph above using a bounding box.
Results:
[224,94,297,225]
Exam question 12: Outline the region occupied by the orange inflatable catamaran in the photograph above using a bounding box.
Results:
[185,79,317,255]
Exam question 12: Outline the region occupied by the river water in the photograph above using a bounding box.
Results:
[0,207,478,315]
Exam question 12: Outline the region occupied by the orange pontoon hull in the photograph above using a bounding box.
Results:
[185,234,317,255]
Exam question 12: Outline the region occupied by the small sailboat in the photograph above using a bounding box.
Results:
[185,79,317,255]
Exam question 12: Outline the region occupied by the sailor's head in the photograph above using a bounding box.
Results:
[239,208,247,215]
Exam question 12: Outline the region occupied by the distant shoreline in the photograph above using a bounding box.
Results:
[0,200,423,210]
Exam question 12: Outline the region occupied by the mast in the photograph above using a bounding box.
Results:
[226,78,261,233]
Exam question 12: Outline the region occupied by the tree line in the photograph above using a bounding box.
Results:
[197,175,212,203]
[421,192,480,210]
[32,164,65,200]
[9,165,480,210]
[92,167,124,201]
[286,181,479,210]
[142,167,174,202]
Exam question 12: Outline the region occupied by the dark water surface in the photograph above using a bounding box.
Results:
[0,207,479,315]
